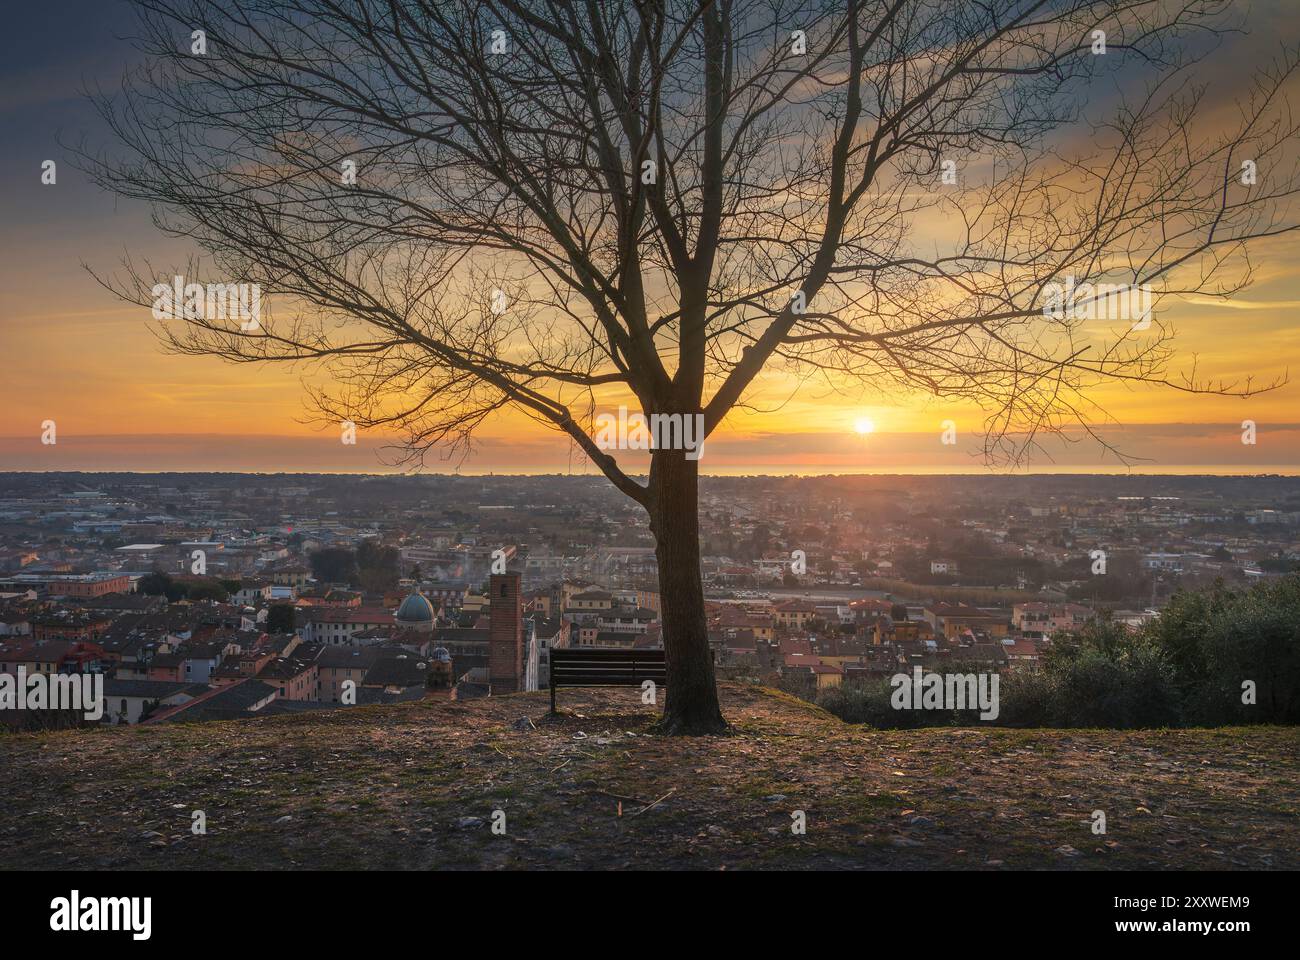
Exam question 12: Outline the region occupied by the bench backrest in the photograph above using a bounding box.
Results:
[550,647,667,688]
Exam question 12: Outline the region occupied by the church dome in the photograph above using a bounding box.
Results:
[394,591,435,625]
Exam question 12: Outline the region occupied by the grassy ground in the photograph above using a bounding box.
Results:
[1,684,1295,870]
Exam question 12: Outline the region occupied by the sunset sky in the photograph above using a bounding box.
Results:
[3,0,1300,475]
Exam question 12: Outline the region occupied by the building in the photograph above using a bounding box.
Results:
[101,678,205,725]
[316,646,380,703]
[528,616,568,689]
[31,612,113,643]
[1001,637,1042,669]
[1012,602,1092,637]
[264,560,313,587]
[566,589,614,618]
[361,649,433,696]
[488,572,523,694]
[148,652,185,682]
[924,603,1010,640]
[0,639,83,676]
[393,590,437,633]
[773,600,816,629]
[257,656,319,701]
[301,607,396,645]
[147,678,279,723]
[420,581,471,608]
[595,606,657,635]
[0,610,31,637]
[180,641,228,683]
[232,580,273,605]
[0,573,132,598]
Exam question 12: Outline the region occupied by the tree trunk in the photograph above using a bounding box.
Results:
[648,449,728,735]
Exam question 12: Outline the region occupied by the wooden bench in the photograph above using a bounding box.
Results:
[549,647,667,713]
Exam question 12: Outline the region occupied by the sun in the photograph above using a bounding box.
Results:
[854,416,875,435]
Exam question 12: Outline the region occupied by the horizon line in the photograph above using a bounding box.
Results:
[3,468,1300,479]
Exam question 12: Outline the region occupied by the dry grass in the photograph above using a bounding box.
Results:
[0,684,1295,870]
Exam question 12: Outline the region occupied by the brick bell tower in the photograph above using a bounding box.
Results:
[488,572,523,694]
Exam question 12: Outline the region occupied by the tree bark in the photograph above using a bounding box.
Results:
[647,449,729,735]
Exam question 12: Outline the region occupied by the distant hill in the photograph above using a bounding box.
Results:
[1,685,1295,870]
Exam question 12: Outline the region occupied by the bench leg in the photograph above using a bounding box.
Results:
[549,682,556,715]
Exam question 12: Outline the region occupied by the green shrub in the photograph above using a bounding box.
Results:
[815,681,924,728]
[812,576,1300,729]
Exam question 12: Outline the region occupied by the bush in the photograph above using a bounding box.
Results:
[993,668,1056,727]
[1150,576,1300,724]
[816,682,925,729]
[1042,644,1181,728]
[812,576,1300,729]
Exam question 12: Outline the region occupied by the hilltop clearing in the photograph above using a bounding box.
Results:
[1,685,1295,870]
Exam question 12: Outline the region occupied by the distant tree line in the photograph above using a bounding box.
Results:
[309,542,400,593]
[891,536,1155,599]
[137,571,234,603]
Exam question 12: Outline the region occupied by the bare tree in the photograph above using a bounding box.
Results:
[83,0,1299,733]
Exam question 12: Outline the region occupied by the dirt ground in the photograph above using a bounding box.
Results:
[1,684,1295,870]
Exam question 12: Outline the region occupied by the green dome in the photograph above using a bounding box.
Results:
[395,592,435,624]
